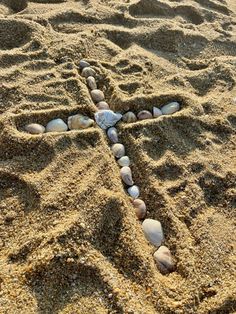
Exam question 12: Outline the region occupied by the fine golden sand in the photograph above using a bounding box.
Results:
[0,0,235,313]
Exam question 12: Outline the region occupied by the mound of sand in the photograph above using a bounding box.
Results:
[0,0,235,313]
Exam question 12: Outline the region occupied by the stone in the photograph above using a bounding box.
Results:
[68,114,94,130]
[117,156,130,167]
[87,76,97,90]
[91,89,105,103]
[97,101,109,110]
[142,219,164,247]
[95,110,122,129]
[122,111,137,123]
[154,246,175,273]
[25,123,45,134]
[111,143,125,158]
[153,107,162,118]
[127,185,140,199]
[46,118,68,133]
[79,60,90,69]
[120,166,134,186]
[137,110,153,120]
[107,127,118,143]
[133,199,146,219]
[81,67,96,78]
[161,101,180,115]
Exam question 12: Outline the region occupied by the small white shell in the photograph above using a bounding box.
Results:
[46,118,68,133]
[117,156,130,167]
[154,246,175,273]
[142,219,164,247]
[107,127,118,143]
[79,60,90,69]
[25,123,45,134]
[81,67,96,78]
[91,89,105,103]
[97,101,109,110]
[86,76,97,90]
[161,102,180,115]
[95,110,122,130]
[133,199,146,219]
[153,107,162,118]
[111,143,125,158]
[120,166,134,186]
[68,114,94,130]
[127,185,140,199]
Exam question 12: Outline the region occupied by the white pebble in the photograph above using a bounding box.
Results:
[86,76,97,90]
[127,185,140,199]
[120,166,134,186]
[95,110,122,129]
[142,219,164,247]
[81,67,96,78]
[79,60,90,69]
[117,156,130,167]
[25,123,45,134]
[111,143,125,158]
[97,101,109,110]
[91,89,105,103]
[161,102,180,115]
[153,107,162,118]
[46,118,68,133]
[154,246,175,273]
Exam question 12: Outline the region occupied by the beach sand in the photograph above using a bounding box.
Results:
[0,0,235,313]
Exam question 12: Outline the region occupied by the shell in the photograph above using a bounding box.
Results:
[79,60,90,69]
[127,185,140,199]
[137,110,153,120]
[25,123,45,134]
[81,67,96,78]
[122,111,137,123]
[133,199,146,219]
[117,156,130,167]
[97,101,109,110]
[91,89,105,103]
[154,246,175,273]
[46,118,68,133]
[153,107,163,118]
[111,143,125,158]
[86,76,97,90]
[68,114,94,130]
[95,110,122,129]
[161,101,180,115]
[120,166,134,186]
[107,127,118,143]
[142,219,164,247]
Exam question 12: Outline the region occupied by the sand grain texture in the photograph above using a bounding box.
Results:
[0,0,236,313]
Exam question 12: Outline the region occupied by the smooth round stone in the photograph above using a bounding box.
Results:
[46,118,68,133]
[133,199,146,219]
[122,111,137,123]
[81,67,96,78]
[117,156,130,167]
[97,101,109,110]
[161,101,180,115]
[25,123,45,135]
[91,89,105,103]
[154,246,175,273]
[107,127,118,143]
[111,143,125,158]
[120,166,134,186]
[79,60,90,69]
[137,110,153,120]
[142,219,164,247]
[127,185,140,199]
[87,76,97,90]
[153,107,162,118]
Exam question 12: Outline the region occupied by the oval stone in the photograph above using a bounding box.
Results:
[161,102,180,115]
[97,101,109,110]
[111,143,125,158]
[81,67,96,78]
[117,156,130,167]
[142,219,164,247]
[91,89,105,103]
[133,199,146,219]
[87,76,97,90]
[137,110,153,120]
[79,60,90,69]
[25,123,45,134]
[127,185,140,199]
[122,111,137,123]
[46,118,68,133]
[153,107,162,118]
[154,246,175,273]
[107,127,118,143]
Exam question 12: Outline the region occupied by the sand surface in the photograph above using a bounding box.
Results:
[0,0,236,313]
